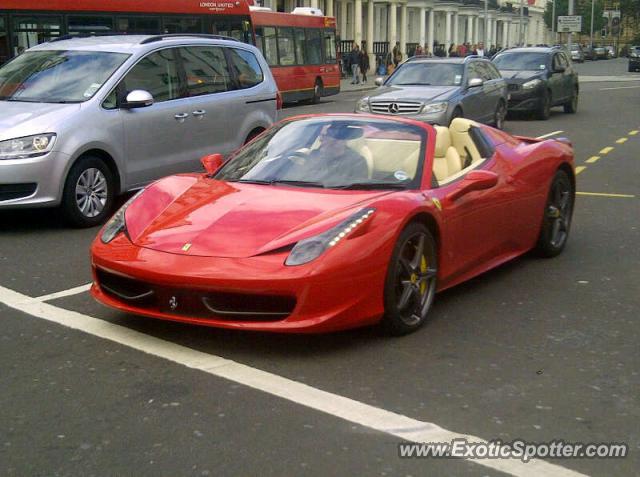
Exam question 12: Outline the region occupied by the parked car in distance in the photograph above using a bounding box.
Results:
[582,45,597,61]
[493,46,579,120]
[628,46,640,72]
[569,44,584,63]
[355,56,508,129]
[594,46,608,60]
[0,34,280,226]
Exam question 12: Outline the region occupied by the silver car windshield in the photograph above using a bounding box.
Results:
[216,118,426,190]
[493,53,548,71]
[0,50,130,103]
[386,63,464,87]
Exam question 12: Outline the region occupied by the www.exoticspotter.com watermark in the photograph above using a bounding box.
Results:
[398,439,628,463]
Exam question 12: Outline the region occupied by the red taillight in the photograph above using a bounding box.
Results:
[276,90,283,110]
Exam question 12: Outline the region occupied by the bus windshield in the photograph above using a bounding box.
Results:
[0,50,129,102]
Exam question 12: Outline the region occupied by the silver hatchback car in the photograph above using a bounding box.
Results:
[0,34,279,226]
[355,56,507,129]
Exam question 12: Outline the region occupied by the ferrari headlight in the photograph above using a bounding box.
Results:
[0,133,56,160]
[100,189,144,244]
[422,102,448,114]
[522,79,543,90]
[355,98,370,112]
[285,208,375,266]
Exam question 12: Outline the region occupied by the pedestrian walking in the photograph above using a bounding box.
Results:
[414,44,424,57]
[392,41,402,66]
[359,49,370,83]
[349,44,361,84]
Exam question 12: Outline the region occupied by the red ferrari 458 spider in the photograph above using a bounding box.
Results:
[91,114,575,335]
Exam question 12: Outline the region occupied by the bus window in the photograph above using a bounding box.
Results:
[305,29,322,65]
[122,49,180,102]
[254,27,265,56]
[277,27,295,66]
[0,17,8,64]
[262,26,278,66]
[179,46,231,95]
[163,17,201,34]
[294,28,306,65]
[228,48,264,89]
[116,16,160,35]
[12,15,62,54]
[323,29,336,63]
[68,15,114,35]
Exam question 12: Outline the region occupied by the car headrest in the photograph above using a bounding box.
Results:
[434,125,451,157]
[449,117,480,133]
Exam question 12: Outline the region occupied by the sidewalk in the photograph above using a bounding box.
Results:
[339,76,382,93]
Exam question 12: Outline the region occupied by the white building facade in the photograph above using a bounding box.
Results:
[263,0,551,65]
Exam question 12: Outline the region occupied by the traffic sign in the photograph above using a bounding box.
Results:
[557,15,582,33]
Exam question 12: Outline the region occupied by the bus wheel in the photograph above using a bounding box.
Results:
[311,79,323,104]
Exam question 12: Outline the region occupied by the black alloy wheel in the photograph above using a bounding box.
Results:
[535,170,574,257]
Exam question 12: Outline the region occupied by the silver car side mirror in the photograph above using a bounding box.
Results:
[467,78,484,88]
[375,77,384,86]
[124,90,154,108]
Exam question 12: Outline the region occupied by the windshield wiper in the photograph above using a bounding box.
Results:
[395,82,431,86]
[235,179,325,188]
[332,182,408,190]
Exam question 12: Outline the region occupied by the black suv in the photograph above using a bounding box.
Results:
[629,46,640,72]
[492,46,579,120]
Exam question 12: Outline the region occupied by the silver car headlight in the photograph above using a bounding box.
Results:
[285,208,375,266]
[0,133,57,160]
[355,98,370,112]
[422,102,448,114]
[522,79,543,90]
[101,190,145,244]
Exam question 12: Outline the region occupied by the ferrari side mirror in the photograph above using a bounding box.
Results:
[201,153,224,175]
[446,170,498,201]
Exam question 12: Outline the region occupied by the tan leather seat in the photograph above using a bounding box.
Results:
[433,126,463,181]
[449,118,482,167]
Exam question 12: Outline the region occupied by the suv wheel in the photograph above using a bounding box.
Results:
[61,156,115,228]
[536,90,551,120]
[494,100,507,130]
[564,88,578,114]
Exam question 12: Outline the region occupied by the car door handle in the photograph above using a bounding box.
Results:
[192,110,206,117]
[174,113,189,122]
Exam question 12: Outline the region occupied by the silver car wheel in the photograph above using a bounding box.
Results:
[75,168,108,218]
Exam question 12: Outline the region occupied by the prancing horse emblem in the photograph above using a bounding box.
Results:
[169,296,178,310]
[388,103,400,114]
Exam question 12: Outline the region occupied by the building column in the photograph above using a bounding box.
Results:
[453,12,459,46]
[492,18,498,47]
[326,0,334,17]
[367,0,374,66]
[445,10,452,54]
[354,0,362,46]
[503,20,510,47]
[389,1,397,48]
[485,16,491,47]
[340,1,348,39]
[466,15,473,43]
[311,0,319,8]
[473,15,479,44]
[400,3,407,56]
[427,8,435,55]
[419,7,426,48]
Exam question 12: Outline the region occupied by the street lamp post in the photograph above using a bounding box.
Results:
[484,0,489,52]
[552,0,557,43]
[590,0,595,49]
[567,0,574,50]
[519,0,524,45]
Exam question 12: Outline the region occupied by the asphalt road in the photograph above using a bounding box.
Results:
[1,58,639,477]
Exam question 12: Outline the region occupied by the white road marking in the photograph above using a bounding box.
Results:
[536,131,564,140]
[33,283,93,303]
[0,284,585,477]
[599,85,640,91]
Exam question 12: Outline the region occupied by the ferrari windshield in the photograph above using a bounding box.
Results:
[215,118,426,189]
[493,52,549,71]
[0,50,129,103]
[386,62,464,86]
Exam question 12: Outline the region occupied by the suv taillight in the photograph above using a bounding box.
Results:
[276,91,283,110]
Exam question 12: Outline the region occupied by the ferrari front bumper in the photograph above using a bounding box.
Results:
[90,234,389,333]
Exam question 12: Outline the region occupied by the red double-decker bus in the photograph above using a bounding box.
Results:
[251,7,340,103]
[0,0,339,101]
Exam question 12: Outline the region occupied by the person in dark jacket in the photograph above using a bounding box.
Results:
[348,44,361,84]
[359,49,370,83]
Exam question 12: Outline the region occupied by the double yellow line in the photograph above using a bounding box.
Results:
[575,129,639,176]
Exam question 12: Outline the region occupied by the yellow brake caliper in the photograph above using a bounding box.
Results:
[419,255,428,295]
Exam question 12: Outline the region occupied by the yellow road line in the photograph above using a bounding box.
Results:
[616,137,628,144]
[599,146,614,154]
[575,166,586,175]
[629,130,639,136]
[585,156,600,163]
[577,192,636,198]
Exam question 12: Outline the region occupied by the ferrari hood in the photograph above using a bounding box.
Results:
[126,176,393,258]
